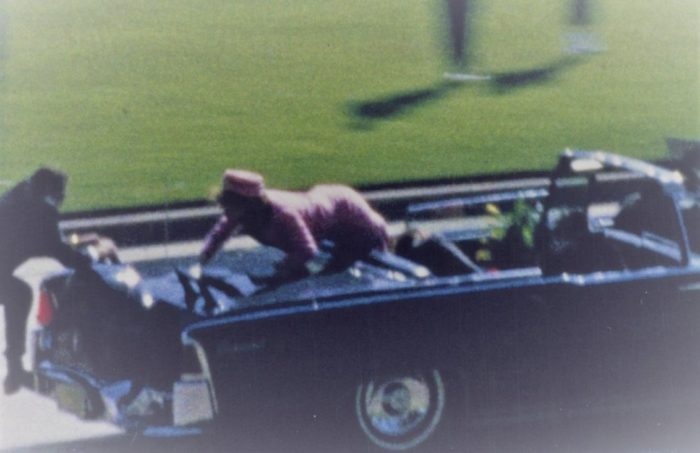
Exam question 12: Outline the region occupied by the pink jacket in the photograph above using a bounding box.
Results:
[201,185,389,270]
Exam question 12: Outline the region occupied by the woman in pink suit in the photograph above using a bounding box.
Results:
[200,169,389,280]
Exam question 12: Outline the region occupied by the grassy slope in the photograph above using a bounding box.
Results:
[1,0,698,210]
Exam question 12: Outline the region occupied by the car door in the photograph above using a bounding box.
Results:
[505,268,700,450]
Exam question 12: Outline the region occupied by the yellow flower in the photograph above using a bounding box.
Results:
[475,248,492,262]
[485,203,501,216]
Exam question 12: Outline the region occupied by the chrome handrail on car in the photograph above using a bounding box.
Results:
[406,188,548,217]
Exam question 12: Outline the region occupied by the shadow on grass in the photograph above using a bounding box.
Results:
[345,55,587,130]
[489,55,585,94]
[346,83,456,130]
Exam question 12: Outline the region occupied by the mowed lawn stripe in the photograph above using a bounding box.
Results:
[1,0,697,210]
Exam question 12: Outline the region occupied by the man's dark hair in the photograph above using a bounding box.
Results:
[29,167,67,197]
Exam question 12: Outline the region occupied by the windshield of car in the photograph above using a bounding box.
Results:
[600,182,689,266]
[535,171,694,273]
[680,197,700,255]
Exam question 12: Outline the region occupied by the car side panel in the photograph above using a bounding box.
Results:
[189,271,700,450]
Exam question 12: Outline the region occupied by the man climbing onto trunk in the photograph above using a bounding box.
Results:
[0,168,91,394]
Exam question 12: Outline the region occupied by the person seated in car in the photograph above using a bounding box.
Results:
[0,168,92,395]
[535,208,625,275]
[615,183,679,241]
[199,169,390,281]
[394,229,482,276]
[612,183,686,268]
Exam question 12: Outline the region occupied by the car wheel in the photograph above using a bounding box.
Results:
[355,369,446,451]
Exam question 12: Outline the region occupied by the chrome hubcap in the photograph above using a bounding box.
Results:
[356,370,445,450]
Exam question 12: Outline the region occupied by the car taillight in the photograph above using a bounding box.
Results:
[36,288,55,327]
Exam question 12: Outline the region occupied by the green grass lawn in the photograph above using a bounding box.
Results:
[1,0,698,210]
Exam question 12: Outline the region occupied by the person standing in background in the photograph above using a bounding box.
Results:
[564,0,605,54]
[443,0,490,82]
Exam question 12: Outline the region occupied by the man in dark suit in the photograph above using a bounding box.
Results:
[0,168,90,394]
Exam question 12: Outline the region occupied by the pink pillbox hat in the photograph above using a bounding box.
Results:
[221,169,265,197]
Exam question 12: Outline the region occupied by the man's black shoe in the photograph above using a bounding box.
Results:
[3,369,33,395]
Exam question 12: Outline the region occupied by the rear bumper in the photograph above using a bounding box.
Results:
[34,361,105,419]
[31,326,216,428]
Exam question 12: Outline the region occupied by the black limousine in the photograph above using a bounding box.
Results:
[32,149,700,452]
